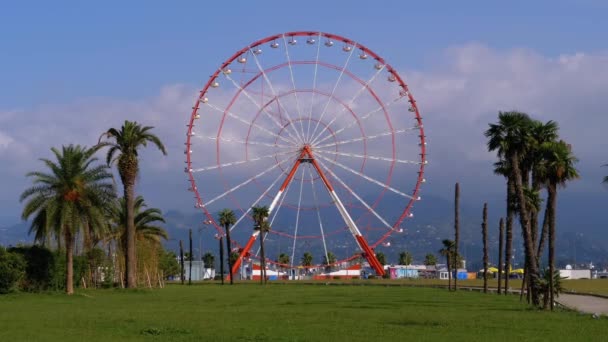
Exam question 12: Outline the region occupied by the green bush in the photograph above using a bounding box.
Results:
[0,247,26,294]
[9,245,55,292]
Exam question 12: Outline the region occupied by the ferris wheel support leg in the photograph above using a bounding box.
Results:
[230,231,260,278]
[308,157,385,276]
[231,155,305,278]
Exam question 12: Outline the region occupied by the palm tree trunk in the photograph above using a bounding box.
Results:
[482,203,489,294]
[498,218,504,295]
[510,153,541,306]
[548,184,557,311]
[537,204,550,262]
[505,177,515,295]
[260,232,266,285]
[179,240,184,285]
[65,228,74,295]
[454,183,460,291]
[446,254,451,291]
[219,237,225,285]
[225,225,233,285]
[188,229,193,286]
[124,180,137,288]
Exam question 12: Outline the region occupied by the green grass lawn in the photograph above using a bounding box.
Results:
[0,284,605,341]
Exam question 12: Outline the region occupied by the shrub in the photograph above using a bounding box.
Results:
[0,247,26,294]
[9,245,55,292]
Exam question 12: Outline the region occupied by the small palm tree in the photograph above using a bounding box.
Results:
[376,252,387,266]
[21,145,114,294]
[454,182,460,291]
[278,253,290,265]
[538,268,566,309]
[323,252,337,272]
[252,206,270,284]
[602,164,608,184]
[400,251,414,265]
[482,203,489,294]
[423,253,436,266]
[301,252,313,267]
[219,209,236,284]
[102,120,166,288]
[439,239,455,291]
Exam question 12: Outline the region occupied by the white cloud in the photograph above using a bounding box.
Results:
[1,43,607,219]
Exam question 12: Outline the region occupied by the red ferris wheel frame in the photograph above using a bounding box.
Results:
[185,31,427,276]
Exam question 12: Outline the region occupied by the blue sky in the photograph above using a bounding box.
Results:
[1,0,607,231]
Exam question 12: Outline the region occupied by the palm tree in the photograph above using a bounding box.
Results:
[528,120,559,249]
[219,209,236,284]
[493,159,515,295]
[541,140,579,310]
[423,253,437,266]
[301,252,313,267]
[102,120,166,288]
[400,251,414,265]
[603,164,608,184]
[454,182,460,291]
[439,239,455,291]
[202,252,215,270]
[538,268,566,309]
[110,196,168,249]
[497,218,504,295]
[376,252,387,266]
[109,195,167,286]
[482,203,489,294]
[486,111,541,305]
[252,206,270,284]
[21,145,114,294]
[323,252,337,272]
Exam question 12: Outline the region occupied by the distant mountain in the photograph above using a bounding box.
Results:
[2,192,606,269]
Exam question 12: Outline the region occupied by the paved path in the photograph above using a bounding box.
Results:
[557,294,608,315]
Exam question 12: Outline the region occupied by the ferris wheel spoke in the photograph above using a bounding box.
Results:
[315,149,422,165]
[315,158,397,232]
[221,72,302,145]
[309,65,386,145]
[226,164,289,233]
[203,157,293,207]
[248,47,305,143]
[315,153,416,200]
[314,127,418,150]
[282,34,307,142]
[191,149,298,173]
[306,32,323,142]
[205,102,297,146]
[307,163,329,265]
[313,95,406,147]
[308,45,356,142]
[195,135,293,150]
[289,167,306,267]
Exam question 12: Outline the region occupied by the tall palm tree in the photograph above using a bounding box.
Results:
[486,111,541,306]
[219,209,236,284]
[454,182,460,291]
[102,120,166,288]
[439,239,455,291]
[528,120,559,249]
[541,140,579,310]
[252,206,270,284]
[21,145,115,294]
[482,203,489,294]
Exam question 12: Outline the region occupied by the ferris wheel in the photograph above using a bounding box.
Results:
[185,31,426,277]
